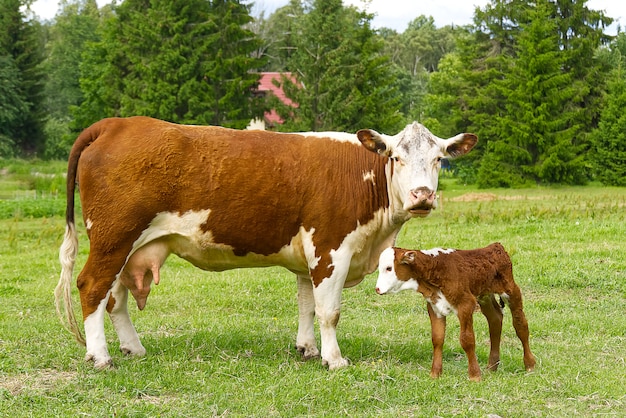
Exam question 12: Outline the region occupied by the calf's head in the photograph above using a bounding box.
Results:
[357,123,476,217]
[375,247,429,295]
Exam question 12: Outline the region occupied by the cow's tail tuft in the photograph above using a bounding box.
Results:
[55,222,85,345]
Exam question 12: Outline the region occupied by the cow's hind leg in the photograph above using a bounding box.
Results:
[296,275,320,360]
[77,250,128,369]
[478,294,504,371]
[108,280,146,357]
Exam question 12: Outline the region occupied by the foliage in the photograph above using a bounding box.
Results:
[0,0,46,155]
[73,0,265,129]
[590,36,626,186]
[273,0,403,133]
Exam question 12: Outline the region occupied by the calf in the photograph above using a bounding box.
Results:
[375,243,535,381]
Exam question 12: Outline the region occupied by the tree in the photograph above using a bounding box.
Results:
[74,0,265,129]
[478,0,588,187]
[0,0,46,155]
[42,0,101,159]
[590,33,626,186]
[275,0,403,133]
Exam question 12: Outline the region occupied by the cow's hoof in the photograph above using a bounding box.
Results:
[296,344,320,360]
[322,357,350,370]
[85,352,113,369]
[120,344,146,357]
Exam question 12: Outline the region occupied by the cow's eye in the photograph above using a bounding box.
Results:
[385,266,392,272]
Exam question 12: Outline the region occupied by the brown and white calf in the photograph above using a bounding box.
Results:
[55,116,477,370]
[375,243,535,381]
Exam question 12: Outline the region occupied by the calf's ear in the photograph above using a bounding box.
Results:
[357,129,392,157]
[399,250,417,265]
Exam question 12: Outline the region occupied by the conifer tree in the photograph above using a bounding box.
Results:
[74,0,265,129]
[276,0,403,133]
[0,0,46,155]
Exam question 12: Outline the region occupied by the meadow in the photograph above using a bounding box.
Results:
[0,160,624,417]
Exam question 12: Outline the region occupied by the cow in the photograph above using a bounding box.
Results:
[55,116,477,370]
[375,243,536,381]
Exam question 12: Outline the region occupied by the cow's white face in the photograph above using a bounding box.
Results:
[357,123,477,218]
[375,247,417,294]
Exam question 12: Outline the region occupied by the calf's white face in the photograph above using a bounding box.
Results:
[375,247,418,294]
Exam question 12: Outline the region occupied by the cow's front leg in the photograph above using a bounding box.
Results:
[108,279,146,357]
[311,267,349,370]
[295,274,319,360]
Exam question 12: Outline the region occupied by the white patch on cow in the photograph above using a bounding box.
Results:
[300,227,320,270]
[83,290,113,368]
[126,209,321,276]
[85,218,93,230]
[427,291,457,318]
[420,248,455,257]
[375,247,419,294]
[362,170,376,185]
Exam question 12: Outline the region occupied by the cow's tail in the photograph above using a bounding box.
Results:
[55,122,106,346]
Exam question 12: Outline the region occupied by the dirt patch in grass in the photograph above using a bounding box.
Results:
[0,369,77,396]
[450,192,544,202]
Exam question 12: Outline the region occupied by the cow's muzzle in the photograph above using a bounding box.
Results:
[407,187,436,216]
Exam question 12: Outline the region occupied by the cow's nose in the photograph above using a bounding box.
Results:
[410,187,435,204]
[375,287,382,294]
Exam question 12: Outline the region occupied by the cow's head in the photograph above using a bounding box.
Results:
[375,247,423,295]
[357,122,477,217]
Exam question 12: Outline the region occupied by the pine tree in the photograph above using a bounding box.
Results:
[590,34,626,186]
[478,0,588,187]
[74,0,265,129]
[0,0,46,155]
[276,0,403,133]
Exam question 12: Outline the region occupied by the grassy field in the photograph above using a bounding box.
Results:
[0,161,624,417]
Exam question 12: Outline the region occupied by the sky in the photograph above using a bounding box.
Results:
[29,0,625,35]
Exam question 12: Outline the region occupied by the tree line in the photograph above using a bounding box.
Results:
[1,0,624,186]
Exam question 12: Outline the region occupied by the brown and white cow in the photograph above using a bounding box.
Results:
[375,243,536,381]
[55,116,476,370]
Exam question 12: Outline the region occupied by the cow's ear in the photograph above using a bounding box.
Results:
[399,250,416,265]
[357,129,392,157]
[445,133,478,158]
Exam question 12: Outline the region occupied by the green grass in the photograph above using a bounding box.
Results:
[0,177,625,416]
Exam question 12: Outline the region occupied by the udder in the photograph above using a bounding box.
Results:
[119,240,171,310]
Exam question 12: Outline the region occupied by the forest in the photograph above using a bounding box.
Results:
[1,0,625,187]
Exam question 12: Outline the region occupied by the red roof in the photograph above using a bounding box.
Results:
[258,72,298,125]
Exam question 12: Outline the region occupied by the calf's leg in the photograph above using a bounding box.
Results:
[478,294,504,371]
[457,299,481,381]
[507,286,536,371]
[427,303,446,378]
